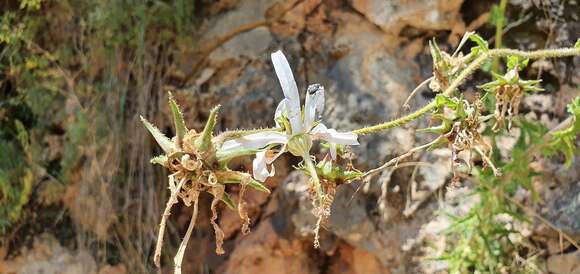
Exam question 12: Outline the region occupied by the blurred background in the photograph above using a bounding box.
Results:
[1,0,579,273]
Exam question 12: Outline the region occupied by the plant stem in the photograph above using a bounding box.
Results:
[219,127,283,140]
[352,47,580,135]
[492,0,508,73]
[303,155,324,206]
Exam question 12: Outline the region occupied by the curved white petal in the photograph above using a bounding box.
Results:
[325,129,360,145]
[304,84,325,130]
[220,131,289,151]
[310,123,328,135]
[311,124,359,146]
[274,99,287,127]
[271,50,302,133]
[253,151,275,182]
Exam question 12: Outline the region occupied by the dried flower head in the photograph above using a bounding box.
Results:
[141,94,270,272]
[424,95,500,183]
[479,57,543,131]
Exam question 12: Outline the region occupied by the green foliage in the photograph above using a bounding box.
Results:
[168,93,188,146]
[469,33,489,53]
[440,66,577,273]
[141,116,176,154]
[543,97,580,166]
[19,0,43,10]
[489,4,506,26]
[441,121,546,273]
[0,0,201,242]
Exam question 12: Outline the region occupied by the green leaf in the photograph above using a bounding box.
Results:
[14,120,29,153]
[194,105,220,152]
[247,179,270,193]
[575,38,580,48]
[216,147,259,165]
[434,94,460,110]
[429,39,443,64]
[140,116,176,153]
[168,93,188,147]
[469,33,489,53]
[506,56,529,71]
[489,4,502,25]
[545,97,580,166]
[221,192,236,209]
[221,175,271,193]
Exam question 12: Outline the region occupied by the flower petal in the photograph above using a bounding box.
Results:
[325,129,360,145]
[220,131,289,151]
[274,98,287,127]
[253,151,275,182]
[304,84,325,130]
[271,50,302,133]
[311,124,359,146]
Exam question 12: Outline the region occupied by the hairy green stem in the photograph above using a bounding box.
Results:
[352,47,580,135]
[492,0,508,73]
[219,127,283,140]
[303,155,324,206]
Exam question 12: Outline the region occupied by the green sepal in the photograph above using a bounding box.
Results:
[168,93,188,147]
[194,105,220,153]
[426,137,449,151]
[429,39,443,65]
[221,192,236,209]
[221,173,271,193]
[314,160,363,183]
[418,122,452,135]
[150,155,168,166]
[216,148,260,165]
[140,115,176,153]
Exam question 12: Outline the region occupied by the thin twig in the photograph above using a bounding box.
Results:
[352,47,580,135]
[403,77,433,110]
[362,137,444,178]
[173,198,199,274]
[154,174,187,268]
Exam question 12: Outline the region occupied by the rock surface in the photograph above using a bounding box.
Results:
[349,0,464,35]
[0,234,125,274]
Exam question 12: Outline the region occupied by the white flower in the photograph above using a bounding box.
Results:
[219,50,359,182]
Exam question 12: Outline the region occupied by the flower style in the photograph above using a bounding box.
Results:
[219,50,359,183]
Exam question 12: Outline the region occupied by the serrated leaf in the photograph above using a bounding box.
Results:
[469,33,489,52]
[506,56,529,71]
[194,105,220,152]
[140,115,176,153]
[545,97,580,166]
[168,93,188,147]
[429,39,442,64]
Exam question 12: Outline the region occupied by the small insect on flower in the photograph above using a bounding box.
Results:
[218,50,359,247]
